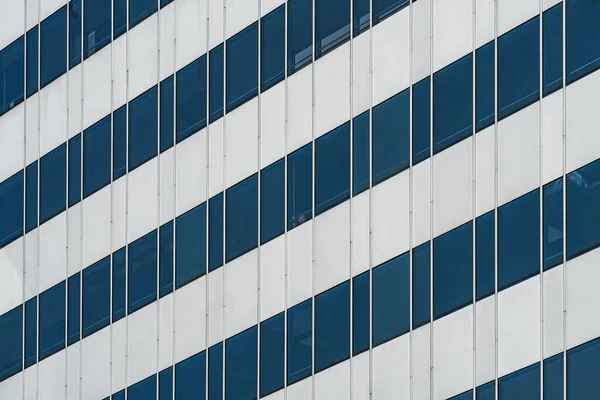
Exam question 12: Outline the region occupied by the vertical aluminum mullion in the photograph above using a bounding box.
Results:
[124,0,131,395]
[348,0,354,398]
[493,0,499,396]
[78,0,85,398]
[283,0,290,397]
[64,1,71,396]
[21,3,29,399]
[155,0,163,397]
[561,1,567,399]
[221,2,228,399]
[256,0,263,397]
[407,0,415,396]
[34,0,42,398]
[170,0,178,397]
[428,0,435,395]
[310,0,316,395]
[109,0,117,397]
[538,2,545,398]
[203,2,211,400]
[367,0,374,396]
[471,0,478,396]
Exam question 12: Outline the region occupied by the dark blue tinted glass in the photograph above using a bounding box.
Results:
[128,374,157,400]
[0,171,24,248]
[69,0,82,68]
[372,89,409,185]
[498,362,540,400]
[40,143,67,224]
[315,122,350,215]
[25,298,37,368]
[0,306,22,382]
[39,281,66,361]
[261,6,285,92]
[26,162,38,233]
[40,6,67,89]
[477,381,495,400]
[83,115,111,198]
[113,391,125,400]
[353,271,369,356]
[176,203,207,288]
[209,194,224,271]
[112,247,126,322]
[114,0,127,38]
[373,252,409,346]
[176,57,207,143]
[159,367,173,400]
[315,0,350,59]
[543,4,563,96]
[413,77,431,165]
[129,86,158,171]
[288,0,313,75]
[226,174,258,262]
[160,0,172,7]
[160,221,174,298]
[476,211,495,301]
[498,16,540,120]
[82,256,110,338]
[373,0,408,25]
[67,272,80,345]
[209,44,224,123]
[175,352,206,400]
[26,27,38,98]
[208,343,223,400]
[451,391,473,400]
[226,22,258,113]
[68,134,82,207]
[476,41,495,132]
[287,298,312,385]
[260,159,285,245]
[160,76,175,153]
[128,230,158,314]
[353,110,370,196]
[260,313,284,397]
[566,159,600,260]
[543,178,563,270]
[544,353,563,400]
[129,0,157,28]
[433,53,473,154]
[567,337,600,399]
[113,105,127,180]
[0,37,24,116]
[413,241,430,328]
[84,0,111,58]
[353,0,370,36]
[315,281,350,373]
[225,327,257,400]
[566,0,600,84]
[498,189,540,290]
[288,143,312,230]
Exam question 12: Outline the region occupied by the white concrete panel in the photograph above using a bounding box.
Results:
[209,0,224,49]
[433,0,472,72]
[352,32,370,116]
[0,0,24,50]
[263,390,285,400]
[566,70,600,173]
[0,103,24,182]
[83,45,111,130]
[262,0,284,17]
[129,15,159,100]
[372,334,410,400]
[128,302,158,385]
[67,344,80,400]
[129,158,159,242]
[160,4,175,81]
[68,205,82,277]
[176,129,207,215]
[413,159,431,247]
[260,81,285,168]
[69,65,83,138]
[176,0,206,70]
[433,138,473,237]
[287,377,312,400]
[315,360,351,400]
[225,249,258,338]
[287,221,313,307]
[160,148,175,226]
[314,43,351,138]
[174,276,206,364]
[412,325,431,400]
[476,296,496,386]
[476,125,495,216]
[208,267,224,347]
[498,0,539,37]
[0,237,23,316]
[0,373,22,400]
[498,275,540,377]
[226,0,258,39]
[26,0,38,31]
[40,75,68,157]
[434,306,473,400]
[26,96,40,166]
[498,102,540,206]
[24,366,36,400]
[476,0,495,47]
[351,191,370,277]
[81,328,110,400]
[39,211,67,292]
[287,66,313,153]
[566,248,600,350]
[24,231,39,301]
[83,186,111,268]
[352,351,370,400]
[372,9,410,106]
[111,177,127,252]
[208,119,224,197]
[542,89,564,184]
[372,171,410,267]
[39,351,66,400]
[112,36,127,110]
[40,0,65,22]
[260,235,285,321]
[543,265,563,358]
[225,99,259,187]
[413,0,431,83]
[315,201,351,294]
[158,295,174,371]
[111,319,127,393]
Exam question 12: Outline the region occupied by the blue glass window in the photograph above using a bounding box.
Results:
[39,281,66,361]
[373,0,408,25]
[129,374,157,400]
[498,16,540,120]
[160,221,174,298]
[288,0,312,75]
[40,6,67,89]
[315,122,350,215]
[26,162,38,233]
[0,306,22,382]
[25,298,37,368]
[413,77,431,165]
[209,44,224,123]
[0,171,24,248]
[112,247,126,322]
[82,256,110,338]
[543,4,563,96]
[260,313,284,397]
[315,281,350,373]
[208,342,223,400]
[175,352,205,400]
[113,105,127,180]
[260,159,285,245]
[315,0,350,59]
[160,0,172,7]
[176,57,207,143]
[225,327,257,400]
[0,37,24,117]
[40,144,67,224]
[68,134,82,207]
[477,381,495,400]
[129,0,157,29]
[83,115,111,198]
[567,337,600,399]
[353,0,370,36]
[353,271,370,356]
[67,272,80,345]
[226,174,258,262]
[353,110,370,196]
[160,75,174,153]
[498,189,540,290]
[287,298,312,385]
[413,241,430,329]
[498,362,540,400]
[566,0,600,84]
[544,353,563,400]
[433,53,473,154]
[476,41,495,132]
[288,143,312,230]
[226,22,258,112]
[476,211,495,301]
[261,6,285,92]
[113,390,125,400]
[84,0,111,58]
[451,391,473,400]
[373,252,409,346]
[69,0,82,68]
[176,204,207,288]
[543,178,563,270]
[372,89,409,185]
[114,0,127,39]
[26,27,38,98]
[159,367,173,400]
[129,86,158,171]
[128,230,158,314]
[209,194,223,272]
[566,159,600,260]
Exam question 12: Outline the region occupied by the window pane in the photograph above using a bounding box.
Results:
[160,75,175,153]
[175,352,206,400]
[112,247,126,322]
[68,134,82,207]
[176,203,207,288]
[498,189,540,290]
[67,272,80,346]
[113,390,125,400]
[413,241,430,329]
[84,115,111,198]
[26,162,38,233]
[39,282,66,361]
[226,22,258,112]
[450,390,473,400]
[209,193,224,272]
[160,221,174,298]
[373,0,408,25]
[69,0,82,68]
[543,4,563,96]
[353,110,370,196]
[566,0,600,84]
[288,143,312,230]
[373,252,409,346]
[353,0,370,36]
[476,41,495,132]
[129,86,158,171]
[114,0,127,39]
[260,159,285,245]
[315,0,350,59]
[176,57,207,143]
[25,298,37,368]
[128,230,158,314]
[315,281,350,373]
[226,174,258,262]
[26,27,38,98]
[0,37,24,116]
[129,0,157,29]
[498,16,540,120]
[476,211,495,301]
[0,171,24,248]
[40,6,67,89]
[82,256,110,338]
[543,178,563,270]
[372,88,409,185]
[567,337,600,399]
[128,375,157,400]
[40,143,67,224]
[260,313,284,397]
[208,342,223,400]
[113,105,127,180]
[498,363,540,400]
[84,0,111,58]
[352,271,369,356]
[477,381,495,400]
[287,298,312,385]
[209,44,224,123]
[413,77,431,165]
[160,0,172,7]
[159,367,173,400]
[225,327,258,400]
[0,306,22,382]
[544,353,563,400]
[261,5,285,92]
[315,122,350,215]
[288,0,312,75]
